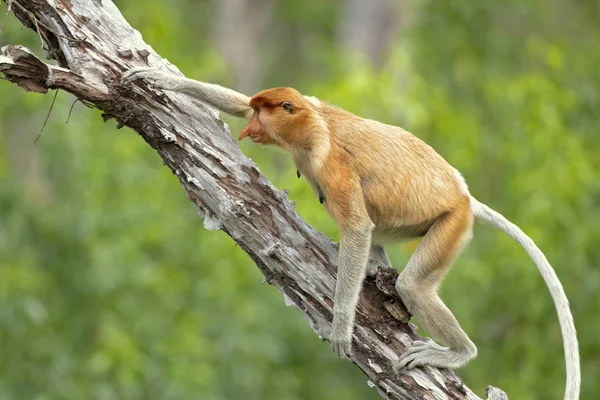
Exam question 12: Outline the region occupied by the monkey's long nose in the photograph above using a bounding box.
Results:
[238,125,263,142]
[238,126,251,141]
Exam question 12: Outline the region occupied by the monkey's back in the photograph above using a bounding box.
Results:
[326,108,470,238]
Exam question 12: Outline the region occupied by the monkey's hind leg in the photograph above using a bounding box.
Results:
[366,244,392,277]
[395,205,477,370]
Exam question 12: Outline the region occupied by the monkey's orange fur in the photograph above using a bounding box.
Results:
[243,87,471,244]
[242,87,482,365]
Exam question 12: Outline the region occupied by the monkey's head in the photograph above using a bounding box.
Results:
[238,87,321,149]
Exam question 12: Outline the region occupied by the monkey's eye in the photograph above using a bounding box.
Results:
[281,101,293,114]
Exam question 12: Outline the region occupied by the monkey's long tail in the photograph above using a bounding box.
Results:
[470,197,580,400]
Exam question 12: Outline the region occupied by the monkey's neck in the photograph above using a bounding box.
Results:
[291,136,330,195]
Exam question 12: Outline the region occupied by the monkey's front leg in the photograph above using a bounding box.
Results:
[122,68,253,119]
[330,225,373,358]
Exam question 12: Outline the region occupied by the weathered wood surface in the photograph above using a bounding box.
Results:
[0,1,507,398]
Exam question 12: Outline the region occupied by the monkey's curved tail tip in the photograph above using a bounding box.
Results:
[471,197,581,400]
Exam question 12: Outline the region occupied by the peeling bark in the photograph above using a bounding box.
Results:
[0,1,507,399]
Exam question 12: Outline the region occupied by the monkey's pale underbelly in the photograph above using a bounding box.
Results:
[371,220,435,244]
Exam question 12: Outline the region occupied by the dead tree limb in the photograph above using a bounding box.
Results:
[0,1,507,399]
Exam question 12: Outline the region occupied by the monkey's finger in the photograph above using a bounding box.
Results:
[330,340,353,359]
[121,67,156,85]
[330,342,341,357]
[121,68,145,84]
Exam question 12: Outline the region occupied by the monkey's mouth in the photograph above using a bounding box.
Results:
[250,135,263,143]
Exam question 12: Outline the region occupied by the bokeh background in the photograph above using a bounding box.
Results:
[0,0,599,399]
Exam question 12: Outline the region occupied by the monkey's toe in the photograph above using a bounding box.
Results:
[396,340,476,371]
[396,341,440,370]
[366,259,392,277]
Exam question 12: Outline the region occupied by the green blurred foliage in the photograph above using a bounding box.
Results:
[0,1,599,399]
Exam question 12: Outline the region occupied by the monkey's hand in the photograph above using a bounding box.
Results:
[329,316,353,359]
[122,67,181,91]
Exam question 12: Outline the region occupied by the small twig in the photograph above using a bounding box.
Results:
[32,16,44,49]
[80,99,95,108]
[35,89,58,145]
[65,98,80,123]
[65,98,95,123]
[0,0,13,35]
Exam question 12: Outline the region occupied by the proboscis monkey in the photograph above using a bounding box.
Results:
[122,67,580,400]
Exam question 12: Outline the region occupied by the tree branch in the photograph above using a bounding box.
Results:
[0,1,507,399]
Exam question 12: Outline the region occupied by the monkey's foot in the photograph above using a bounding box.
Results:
[395,340,477,371]
[366,259,391,277]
